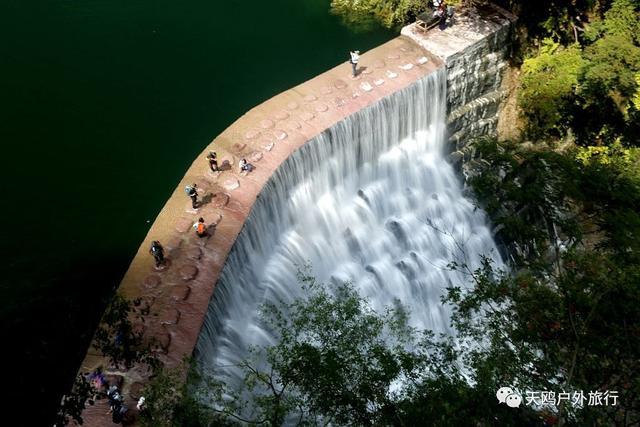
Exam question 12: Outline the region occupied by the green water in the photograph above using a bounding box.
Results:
[0,0,393,421]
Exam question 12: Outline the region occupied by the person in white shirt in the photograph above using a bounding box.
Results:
[349,50,360,77]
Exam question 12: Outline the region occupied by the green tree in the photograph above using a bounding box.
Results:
[465,138,640,425]
[93,294,158,370]
[329,0,426,29]
[519,40,584,139]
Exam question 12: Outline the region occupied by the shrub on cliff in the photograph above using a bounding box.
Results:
[519,40,584,139]
[329,0,426,29]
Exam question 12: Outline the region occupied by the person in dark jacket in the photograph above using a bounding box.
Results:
[187,183,199,209]
[206,151,218,172]
[149,240,165,267]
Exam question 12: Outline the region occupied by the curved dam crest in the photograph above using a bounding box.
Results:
[78,5,515,424]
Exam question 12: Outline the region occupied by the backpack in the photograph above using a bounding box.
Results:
[196,222,206,235]
[184,185,194,195]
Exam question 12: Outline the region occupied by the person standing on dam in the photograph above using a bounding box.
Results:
[206,151,218,172]
[149,240,165,267]
[185,183,199,209]
[349,50,360,77]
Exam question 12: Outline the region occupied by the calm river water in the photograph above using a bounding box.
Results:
[0,0,392,421]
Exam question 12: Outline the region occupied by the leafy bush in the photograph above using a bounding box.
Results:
[519,40,584,139]
[330,0,426,29]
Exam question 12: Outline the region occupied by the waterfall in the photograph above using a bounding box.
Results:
[194,68,501,397]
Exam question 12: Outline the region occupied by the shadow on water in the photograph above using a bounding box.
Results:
[0,255,128,425]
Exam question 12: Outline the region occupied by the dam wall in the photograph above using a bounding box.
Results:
[402,3,516,170]
[77,6,514,425]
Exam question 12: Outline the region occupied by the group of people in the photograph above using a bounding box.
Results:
[149,151,255,267]
[107,385,128,424]
[205,151,254,175]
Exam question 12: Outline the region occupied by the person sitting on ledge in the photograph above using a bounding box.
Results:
[193,217,208,238]
[239,158,254,175]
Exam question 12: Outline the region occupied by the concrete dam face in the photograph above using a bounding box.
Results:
[194,69,502,390]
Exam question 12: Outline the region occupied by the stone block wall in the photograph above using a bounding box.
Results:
[402,3,516,169]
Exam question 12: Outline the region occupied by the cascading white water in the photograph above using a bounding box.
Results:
[195,68,501,394]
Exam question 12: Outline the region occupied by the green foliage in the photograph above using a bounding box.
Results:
[329,0,425,29]
[93,294,158,370]
[464,137,640,424]
[579,33,640,138]
[53,374,96,426]
[469,138,582,263]
[517,0,640,141]
[519,40,584,139]
[139,359,224,427]
[260,269,422,425]
[602,0,640,43]
[444,250,640,425]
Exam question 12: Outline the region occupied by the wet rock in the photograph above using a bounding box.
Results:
[396,260,416,281]
[138,296,155,315]
[385,219,409,248]
[210,192,229,208]
[300,112,315,122]
[129,382,144,400]
[274,129,288,140]
[142,275,161,290]
[165,236,183,251]
[185,247,202,260]
[179,264,198,281]
[201,211,222,226]
[174,217,192,233]
[360,82,373,92]
[170,285,191,301]
[152,331,171,353]
[274,111,289,120]
[232,142,247,153]
[223,178,239,191]
[153,259,171,271]
[286,121,302,131]
[357,189,370,205]
[248,151,263,162]
[449,151,464,167]
[333,79,347,89]
[244,130,260,140]
[259,119,275,129]
[159,308,180,325]
[263,141,275,151]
